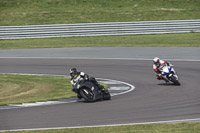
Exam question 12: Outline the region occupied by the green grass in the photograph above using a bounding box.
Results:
[0,0,199,49]
[0,32,200,49]
[0,0,199,26]
[0,74,109,106]
[4,122,200,133]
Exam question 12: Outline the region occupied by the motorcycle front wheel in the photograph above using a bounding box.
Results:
[170,76,181,86]
[79,88,96,102]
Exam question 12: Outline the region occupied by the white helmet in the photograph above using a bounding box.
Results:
[153,57,160,67]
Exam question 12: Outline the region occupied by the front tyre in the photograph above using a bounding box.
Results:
[171,76,181,86]
[79,88,96,102]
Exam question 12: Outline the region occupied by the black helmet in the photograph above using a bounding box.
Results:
[70,68,78,77]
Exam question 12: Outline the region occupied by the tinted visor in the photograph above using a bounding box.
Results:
[155,62,160,67]
[70,73,75,77]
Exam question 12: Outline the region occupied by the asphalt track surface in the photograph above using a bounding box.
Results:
[0,47,200,131]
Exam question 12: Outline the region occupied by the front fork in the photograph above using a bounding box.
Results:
[170,67,178,80]
[166,73,178,82]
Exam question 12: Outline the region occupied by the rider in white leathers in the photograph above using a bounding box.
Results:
[153,57,176,82]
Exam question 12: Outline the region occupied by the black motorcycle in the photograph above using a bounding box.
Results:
[72,78,111,102]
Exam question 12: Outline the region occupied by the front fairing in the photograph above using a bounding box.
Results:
[160,64,179,81]
[160,65,172,76]
[80,81,94,89]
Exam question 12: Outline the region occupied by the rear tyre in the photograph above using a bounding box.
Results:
[103,90,111,100]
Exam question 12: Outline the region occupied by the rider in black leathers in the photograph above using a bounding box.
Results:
[69,68,104,98]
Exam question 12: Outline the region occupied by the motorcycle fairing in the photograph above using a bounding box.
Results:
[160,65,172,76]
[80,81,94,89]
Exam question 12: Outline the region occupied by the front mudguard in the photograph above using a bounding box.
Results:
[167,73,178,81]
[167,73,180,85]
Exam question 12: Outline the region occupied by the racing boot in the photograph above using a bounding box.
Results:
[97,84,104,90]
[96,83,106,94]
[98,84,110,94]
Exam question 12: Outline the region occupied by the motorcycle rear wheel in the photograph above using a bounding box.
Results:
[103,90,111,100]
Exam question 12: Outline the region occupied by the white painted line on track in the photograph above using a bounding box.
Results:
[97,77,135,96]
[109,87,130,90]
[0,118,200,132]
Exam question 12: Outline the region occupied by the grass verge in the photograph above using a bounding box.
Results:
[0,74,109,106]
[3,122,200,133]
[0,32,200,49]
[0,0,199,26]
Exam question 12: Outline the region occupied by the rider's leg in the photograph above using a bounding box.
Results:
[89,77,104,90]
